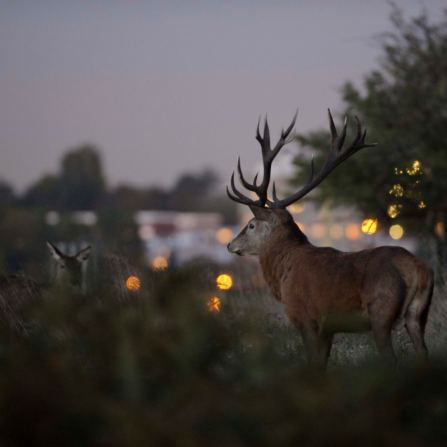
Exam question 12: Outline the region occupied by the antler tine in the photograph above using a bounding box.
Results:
[226,173,262,206]
[237,157,256,192]
[270,110,377,209]
[231,172,251,201]
[227,110,299,208]
[226,185,249,205]
[262,116,271,156]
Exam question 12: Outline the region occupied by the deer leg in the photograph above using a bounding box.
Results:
[405,316,428,361]
[371,324,396,366]
[299,325,333,371]
[404,269,433,361]
[316,333,334,371]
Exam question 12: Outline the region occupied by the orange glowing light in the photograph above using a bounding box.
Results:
[126,276,141,291]
[389,224,404,240]
[289,203,305,214]
[216,274,232,290]
[329,224,344,240]
[295,222,306,233]
[216,228,233,244]
[345,224,362,241]
[157,246,171,259]
[207,297,221,312]
[361,219,378,235]
[153,256,168,270]
[311,223,326,239]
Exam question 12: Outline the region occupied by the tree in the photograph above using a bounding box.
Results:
[60,145,105,210]
[290,8,447,252]
[168,169,218,212]
[22,175,62,209]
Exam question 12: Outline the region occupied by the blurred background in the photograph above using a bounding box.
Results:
[2,0,447,282]
[2,2,447,445]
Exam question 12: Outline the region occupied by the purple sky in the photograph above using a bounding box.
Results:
[1,0,445,192]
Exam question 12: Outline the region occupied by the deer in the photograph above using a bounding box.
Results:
[0,242,91,334]
[0,241,91,293]
[227,109,434,370]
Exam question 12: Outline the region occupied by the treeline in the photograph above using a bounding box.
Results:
[0,145,236,276]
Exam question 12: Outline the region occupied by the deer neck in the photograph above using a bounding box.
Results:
[259,225,310,301]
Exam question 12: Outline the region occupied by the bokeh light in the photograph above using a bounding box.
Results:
[295,222,306,233]
[389,184,404,197]
[435,222,445,238]
[216,274,232,290]
[311,223,326,239]
[157,246,171,259]
[361,219,378,235]
[126,276,141,291]
[389,224,404,240]
[345,224,362,241]
[153,256,168,270]
[388,204,402,218]
[329,224,344,240]
[216,228,233,244]
[406,160,421,175]
[207,297,221,313]
[289,203,305,214]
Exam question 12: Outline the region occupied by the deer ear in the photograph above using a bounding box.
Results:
[249,205,272,221]
[47,241,63,260]
[76,246,91,263]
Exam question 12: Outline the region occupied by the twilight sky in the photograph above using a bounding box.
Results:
[1,0,445,192]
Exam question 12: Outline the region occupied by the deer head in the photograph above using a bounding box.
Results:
[47,241,91,288]
[227,109,376,257]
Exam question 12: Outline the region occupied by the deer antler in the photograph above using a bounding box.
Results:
[226,110,298,207]
[270,110,377,209]
[227,109,377,210]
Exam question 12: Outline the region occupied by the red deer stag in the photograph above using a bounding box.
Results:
[227,110,434,369]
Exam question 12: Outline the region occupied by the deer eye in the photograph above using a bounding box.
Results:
[60,265,65,269]
[249,223,255,229]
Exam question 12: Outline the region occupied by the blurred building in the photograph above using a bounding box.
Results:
[134,211,235,266]
[45,204,418,270]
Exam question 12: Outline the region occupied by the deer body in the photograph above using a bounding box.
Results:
[0,242,91,334]
[227,110,434,369]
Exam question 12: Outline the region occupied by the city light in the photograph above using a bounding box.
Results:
[289,203,305,214]
[388,204,402,219]
[295,222,306,233]
[329,224,344,240]
[389,184,404,197]
[406,160,421,175]
[157,246,171,259]
[207,297,221,313]
[389,225,404,240]
[153,256,168,270]
[126,276,141,291]
[345,224,362,241]
[311,223,326,239]
[216,228,233,244]
[435,222,445,238]
[216,274,232,290]
[361,219,378,235]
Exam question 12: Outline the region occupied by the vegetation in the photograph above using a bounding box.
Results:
[291,8,447,250]
[0,258,446,446]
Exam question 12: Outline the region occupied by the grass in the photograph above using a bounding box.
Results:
[0,255,447,446]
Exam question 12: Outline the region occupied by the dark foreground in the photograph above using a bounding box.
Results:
[0,264,446,447]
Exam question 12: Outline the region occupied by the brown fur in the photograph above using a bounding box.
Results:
[229,208,434,369]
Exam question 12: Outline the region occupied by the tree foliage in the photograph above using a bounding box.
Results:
[291,7,447,240]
